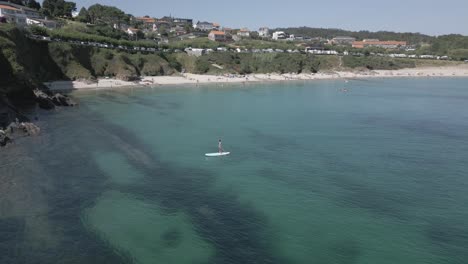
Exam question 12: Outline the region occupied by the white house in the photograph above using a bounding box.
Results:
[237,28,250,37]
[0,4,26,25]
[272,31,287,40]
[258,27,269,37]
[0,1,42,26]
[208,30,226,42]
[195,21,214,31]
[286,34,295,41]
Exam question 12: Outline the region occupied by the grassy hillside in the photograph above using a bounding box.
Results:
[48,43,175,81]
[0,24,65,98]
[0,23,176,97]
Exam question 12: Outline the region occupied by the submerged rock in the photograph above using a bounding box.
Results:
[17,122,40,136]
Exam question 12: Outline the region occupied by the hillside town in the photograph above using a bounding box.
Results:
[0,0,466,62]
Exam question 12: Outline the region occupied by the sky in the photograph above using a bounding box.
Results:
[42,0,468,36]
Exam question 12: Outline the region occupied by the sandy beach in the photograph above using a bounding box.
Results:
[44,65,468,91]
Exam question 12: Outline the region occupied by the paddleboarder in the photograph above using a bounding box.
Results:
[218,139,223,154]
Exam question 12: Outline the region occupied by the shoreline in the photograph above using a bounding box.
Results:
[44,66,468,91]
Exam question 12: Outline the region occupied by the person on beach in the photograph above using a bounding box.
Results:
[218,139,223,153]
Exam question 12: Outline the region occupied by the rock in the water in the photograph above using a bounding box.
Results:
[0,121,41,147]
[51,93,76,106]
[19,122,40,136]
[33,89,77,108]
[33,89,55,110]
[0,130,12,146]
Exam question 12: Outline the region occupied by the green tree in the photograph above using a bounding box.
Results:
[135,30,145,41]
[41,0,76,18]
[159,25,168,37]
[26,0,41,10]
[449,49,468,61]
[77,7,90,23]
[88,4,129,26]
[184,24,192,33]
[8,0,23,5]
[63,1,76,17]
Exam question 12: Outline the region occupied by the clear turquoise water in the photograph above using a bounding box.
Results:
[1,78,468,264]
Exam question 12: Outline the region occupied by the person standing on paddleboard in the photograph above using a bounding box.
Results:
[218,139,223,153]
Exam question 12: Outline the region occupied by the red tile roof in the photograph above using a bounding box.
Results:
[0,4,19,11]
[210,30,225,35]
[136,17,156,23]
[352,40,407,48]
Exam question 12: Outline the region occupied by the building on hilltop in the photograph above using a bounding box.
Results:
[329,36,356,45]
[196,21,215,31]
[352,40,407,49]
[0,1,40,18]
[208,30,226,42]
[135,16,157,31]
[272,31,287,40]
[155,18,171,29]
[0,1,40,26]
[222,27,234,34]
[258,27,270,37]
[0,4,25,25]
[127,27,140,36]
[0,1,61,29]
[237,28,250,37]
[172,17,193,26]
[135,16,156,24]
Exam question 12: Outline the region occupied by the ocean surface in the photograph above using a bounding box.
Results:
[1,78,468,264]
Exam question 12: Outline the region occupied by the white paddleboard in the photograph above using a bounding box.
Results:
[205,152,230,157]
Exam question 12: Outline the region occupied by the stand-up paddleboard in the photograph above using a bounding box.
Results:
[205,152,230,157]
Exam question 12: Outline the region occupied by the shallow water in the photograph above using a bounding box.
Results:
[2,78,468,264]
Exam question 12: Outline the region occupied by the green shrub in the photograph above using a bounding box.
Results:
[449,49,468,61]
[343,56,415,70]
[194,59,210,74]
[29,25,49,36]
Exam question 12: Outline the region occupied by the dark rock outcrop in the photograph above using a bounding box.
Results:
[51,93,77,107]
[0,130,12,146]
[33,89,77,109]
[0,121,41,147]
[8,121,40,136]
[33,89,55,110]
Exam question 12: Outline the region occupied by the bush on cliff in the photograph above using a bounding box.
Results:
[185,53,341,74]
[342,56,416,70]
[104,54,139,81]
